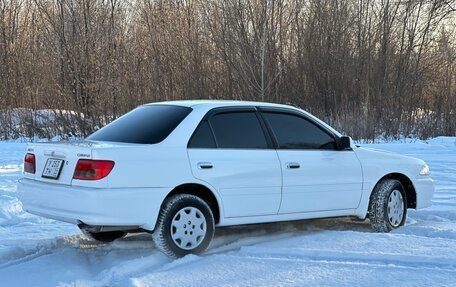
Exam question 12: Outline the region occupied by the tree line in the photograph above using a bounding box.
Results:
[0,0,455,141]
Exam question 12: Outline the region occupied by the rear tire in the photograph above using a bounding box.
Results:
[368,179,407,232]
[153,194,215,258]
[80,229,127,242]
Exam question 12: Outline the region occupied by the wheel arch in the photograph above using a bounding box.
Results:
[163,183,221,224]
[377,173,417,208]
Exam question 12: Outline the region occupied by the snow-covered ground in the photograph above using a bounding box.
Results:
[0,138,455,287]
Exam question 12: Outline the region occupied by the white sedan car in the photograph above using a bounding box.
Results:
[18,101,435,258]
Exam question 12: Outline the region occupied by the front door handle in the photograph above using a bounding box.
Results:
[197,162,213,169]
[286,162,300,169]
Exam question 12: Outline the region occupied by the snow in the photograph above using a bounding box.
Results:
[0,137,455,287]
[0,108,86,141]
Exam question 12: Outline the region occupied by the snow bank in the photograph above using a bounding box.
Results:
[0,108,86,141]
[427,136,456,147]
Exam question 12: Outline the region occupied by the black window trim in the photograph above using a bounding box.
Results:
[187,106,274,149]
[257,106,347,151]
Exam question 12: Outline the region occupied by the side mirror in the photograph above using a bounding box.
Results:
[338,136,352,150]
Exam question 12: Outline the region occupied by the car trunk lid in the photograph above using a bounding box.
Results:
[25,141,94,185]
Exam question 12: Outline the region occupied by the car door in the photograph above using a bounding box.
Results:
[187,107,282,218]
[260,109,363,214]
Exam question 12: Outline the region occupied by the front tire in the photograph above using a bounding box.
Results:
[153,194,215,258]
[368,179,407,232]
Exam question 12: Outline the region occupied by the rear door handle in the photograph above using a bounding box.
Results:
[286,162,300,169]
[197,162,213,169]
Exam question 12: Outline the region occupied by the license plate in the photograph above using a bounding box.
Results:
[42,158,64,179]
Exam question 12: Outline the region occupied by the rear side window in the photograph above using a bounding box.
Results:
[188,121,217,148]
[209,112,268,149]
[264,112,337,150]
[87,105,192,144]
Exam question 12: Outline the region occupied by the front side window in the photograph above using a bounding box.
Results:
[87,105,192,144]
[208,112,268,149]
[264,112,336,150]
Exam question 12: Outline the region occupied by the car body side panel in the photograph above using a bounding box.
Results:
[93,146,193,188]
[353,147,435,219]
[217,209,356,227]
[277,149,363,213]
[188,149,282,217]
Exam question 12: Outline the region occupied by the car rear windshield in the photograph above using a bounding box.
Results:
[87,105,192,144]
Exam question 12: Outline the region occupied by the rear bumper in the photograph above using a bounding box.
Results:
[413,177,435,209]
[17,178,171,231]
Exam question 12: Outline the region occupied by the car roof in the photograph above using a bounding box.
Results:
[144,100,296,109]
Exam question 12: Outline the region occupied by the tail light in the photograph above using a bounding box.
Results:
[24,153,36,174]
[73,159,115,180]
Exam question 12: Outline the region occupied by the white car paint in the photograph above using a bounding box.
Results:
[18,100,435,232]
[188,148,282,217]
[277,149,363,214]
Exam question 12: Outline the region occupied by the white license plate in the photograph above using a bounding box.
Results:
[42,158,64,179]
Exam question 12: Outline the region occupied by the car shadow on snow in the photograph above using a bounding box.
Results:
[208,216,373,253]
[77,216,373,254]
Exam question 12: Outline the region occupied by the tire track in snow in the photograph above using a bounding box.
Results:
[234,246,456,272]
[0,235,81,270]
